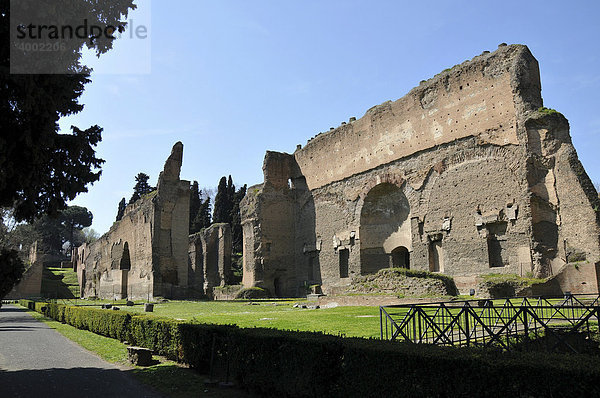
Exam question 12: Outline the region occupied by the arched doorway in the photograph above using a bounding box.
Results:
[391,246,410,269]
[359,183,411,274]
[119,242,130,299]
[120,242,131,270]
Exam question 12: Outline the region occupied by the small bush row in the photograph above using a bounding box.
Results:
[20,299,183,359]
[19,299,600,397]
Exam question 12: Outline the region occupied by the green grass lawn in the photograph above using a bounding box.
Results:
[119,300,384,338]
[41,267,80,298]
[44,296,581,340]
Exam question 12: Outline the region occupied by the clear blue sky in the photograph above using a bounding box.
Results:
[59,0,600,235]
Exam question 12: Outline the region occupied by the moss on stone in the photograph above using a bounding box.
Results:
[537,106,561,116]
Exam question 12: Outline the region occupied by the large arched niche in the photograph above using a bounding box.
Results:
[359,183,411,274]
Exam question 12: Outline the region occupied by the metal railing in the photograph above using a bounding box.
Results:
[380,294,600,353]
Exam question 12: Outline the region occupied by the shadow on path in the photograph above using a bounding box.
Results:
[0,367,162,398]
[0,326,48,332]
[0,307,32,313]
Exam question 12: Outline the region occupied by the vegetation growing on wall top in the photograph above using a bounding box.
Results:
[537,106,561,115]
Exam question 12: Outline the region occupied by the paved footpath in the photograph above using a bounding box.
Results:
[0,304,164,398]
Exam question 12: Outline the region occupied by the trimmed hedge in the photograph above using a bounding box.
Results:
[128,314,184,359]
[18,299,600,397]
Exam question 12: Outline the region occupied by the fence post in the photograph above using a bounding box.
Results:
[523,307,528,343]
[380,307,383,340]
[464,306,470,347]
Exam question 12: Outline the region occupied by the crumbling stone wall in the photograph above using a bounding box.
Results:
[240,152,302,296]
[74,143,191,300]
[73,142,234,300]
[188,223,232,298]
[241,44,600,297]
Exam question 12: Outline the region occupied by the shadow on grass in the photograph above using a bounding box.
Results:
[130,363,255,398]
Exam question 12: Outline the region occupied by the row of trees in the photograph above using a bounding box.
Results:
[0,206,96,258]
[214,176,247,253]
[189,181,211,233]
[114,173,247,255]
[189,176,246,253]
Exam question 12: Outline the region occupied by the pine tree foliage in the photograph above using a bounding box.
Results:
[129,173,154,204]
[61,205,93,251]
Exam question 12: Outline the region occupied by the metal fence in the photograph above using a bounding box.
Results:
[380,294,600,353]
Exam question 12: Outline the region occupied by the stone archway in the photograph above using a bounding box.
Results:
[391,246,410,269]
[359,183,411,274]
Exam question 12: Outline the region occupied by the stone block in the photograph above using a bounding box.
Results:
[127,346,153,366]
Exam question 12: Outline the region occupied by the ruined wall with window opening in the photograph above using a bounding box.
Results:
[241,44,600,297]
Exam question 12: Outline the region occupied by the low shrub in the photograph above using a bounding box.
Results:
[229,328,344,397]
[128,315,183,360]
[178,322,237,372]
[335,338,600,397]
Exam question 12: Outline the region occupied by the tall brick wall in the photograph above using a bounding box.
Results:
[74,142,191,300]
[241,44,600,297]
[294,45,541,190]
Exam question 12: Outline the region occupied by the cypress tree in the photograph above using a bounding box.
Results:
[192,192,211,231]
[231,184,247,253]
[227,175,235,205]
[116,198,126,222]
[189,181,201,234]
[213,176,231,224]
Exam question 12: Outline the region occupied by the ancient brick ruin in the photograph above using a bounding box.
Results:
[188,223,233,298]
[73,142,232,300]
[241,44,600,297]
[5,241,45,299]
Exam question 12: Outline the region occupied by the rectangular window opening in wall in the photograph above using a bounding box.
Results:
[429,240,444,273]
[339,249,349,278]
[488,236,506,268]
